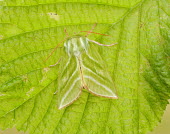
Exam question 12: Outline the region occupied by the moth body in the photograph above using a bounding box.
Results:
[64,35,89,56]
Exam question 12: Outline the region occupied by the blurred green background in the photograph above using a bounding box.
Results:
[0,101,169,134]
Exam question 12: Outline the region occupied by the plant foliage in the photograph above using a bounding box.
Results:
[0,0,170,134]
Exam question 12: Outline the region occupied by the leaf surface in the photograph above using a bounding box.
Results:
[0,0,170,134]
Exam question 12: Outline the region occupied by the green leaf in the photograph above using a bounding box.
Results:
[0,0,170,134]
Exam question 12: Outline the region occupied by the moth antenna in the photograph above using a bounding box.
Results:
[88,39,117,46]
[44,38,67,62]
[81,31,111,37]
[64,28,69,37]
[85,23,97,37]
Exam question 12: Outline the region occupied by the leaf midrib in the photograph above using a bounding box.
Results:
[4,2,132,8]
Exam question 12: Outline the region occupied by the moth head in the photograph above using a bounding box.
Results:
[64,35,89,56]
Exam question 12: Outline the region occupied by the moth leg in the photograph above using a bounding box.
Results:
[49,57,62,67]
[54,90,58,95]
[89,39,117,46]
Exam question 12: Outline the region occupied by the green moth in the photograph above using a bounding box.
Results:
[54,32,118,109]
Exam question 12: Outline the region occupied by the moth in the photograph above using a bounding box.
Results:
[47,25,118,109]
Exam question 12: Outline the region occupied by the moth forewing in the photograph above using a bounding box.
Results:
[57,55,82,109]
[81,43,118,99]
